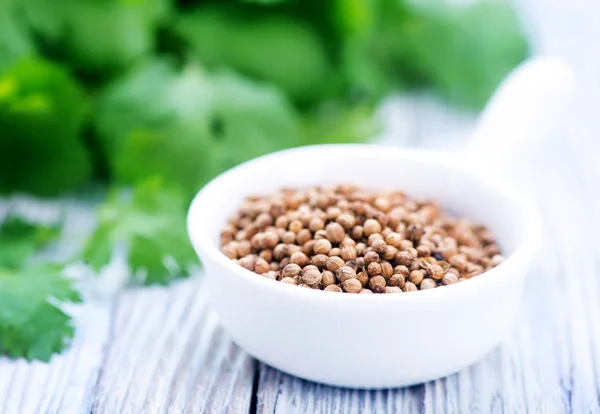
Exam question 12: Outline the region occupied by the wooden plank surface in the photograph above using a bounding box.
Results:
[90,279,255,414]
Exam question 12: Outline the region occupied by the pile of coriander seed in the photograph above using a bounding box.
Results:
[220,185,504,294]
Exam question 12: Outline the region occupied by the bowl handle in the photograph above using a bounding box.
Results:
[465,57,575,183]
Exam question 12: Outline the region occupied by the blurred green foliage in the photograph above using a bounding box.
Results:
[0,0,528,199]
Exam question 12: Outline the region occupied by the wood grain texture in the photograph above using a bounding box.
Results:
[90,278,255,414]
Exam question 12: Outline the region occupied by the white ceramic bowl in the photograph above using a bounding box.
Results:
[187,58,572,388]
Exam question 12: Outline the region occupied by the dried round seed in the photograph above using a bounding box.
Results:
[302,265,319,272]
[403,281,418,292]
[259,249,273,262]
[221,243,238,259]
[416,245,431,257]
[296,229,312,245]
[368,233,384,246]
[302,269,322,286]
[290,251,310,267]
[289,219,303,233]
[369,275,386,293]
[364,219,382,236]
[324,284,343,293]
[282,231,296,244]
[326,256,345,272]
[309,217,325,232]
[321,270,336,287]
[311,254,329,268]
[254,258,270,274]
[336,266,357,282]
[381,261,393,278]
[359,288,374,294]
[237,240,251,257]
[385,286,402,294]
[427,264,445,280]
[325,222,345,244]
[314,229,328,240]
[313,239,333,255]
[340,237,356,248]
[340,245,358,261]
[383,245,398,260]
[442,273,459,285]
[262,271,277,280]
[342,278,362,293]
[328,247,342,257]
[409,259,421,271]
[356,242,368,256]
[357,271,369,287]
[281,277,297,285]
[364,251,380,265]
[336,213,356,230]
[393,265,409,277]
[395,251,412,266]
[372,239,387,255]
[350,225,364,240]
[367,262,382,276]
[408,270,424,285]
[399,239,413,250]
[420,278,437,290]
[302,240,315,255]
[388,273,405,288]
[275,215,289,229]
[384,232,403,248]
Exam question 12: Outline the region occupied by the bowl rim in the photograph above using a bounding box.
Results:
[187,143,541,302]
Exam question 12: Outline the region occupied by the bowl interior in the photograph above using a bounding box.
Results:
[189,144,532,268]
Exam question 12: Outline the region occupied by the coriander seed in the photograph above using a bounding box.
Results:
[367,262,382,276]
[408,270,424,285]
[341,245,358,261]
[326,256,345,272]
[336,266,357,283]
[324,284,343,293]
[321,270,336,287]
[427,264,445,280]
[254,258,270,274]
[403,282,418,292]
[381,261,393,278]
[420,278,437,290]
[364,219,382,236]
[289,219,303,233]
[290,251,309,267]
[357,271,369,287]
[342,278,362,293]
[313,239,333,255]
[442,273,459,285]
[369,275,386,293]
[302,269,322,286]
[325,222,345,244]
[224,184,503,293]
[389,274,405,288]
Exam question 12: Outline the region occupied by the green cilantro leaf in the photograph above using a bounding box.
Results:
[0,217,60,269]
[20,0,171,73]
[94,59,300,198]
[82,178,198,285]
[0,263,81,361]
[0,58,91,196]
[176,8,333,105]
